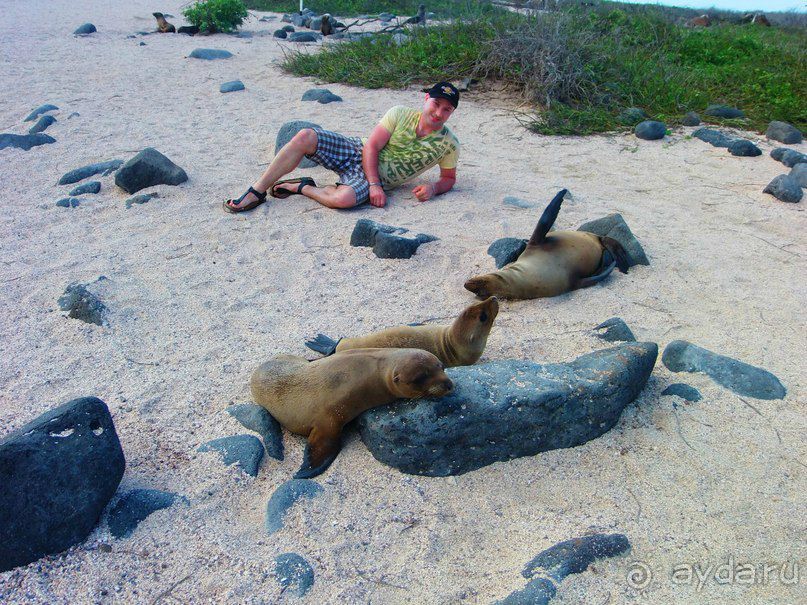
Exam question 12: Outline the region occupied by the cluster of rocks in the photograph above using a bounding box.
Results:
[764,122,805,203]
[0,103,59,151]
[350,218,438,259]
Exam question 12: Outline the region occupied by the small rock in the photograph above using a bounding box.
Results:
[487,237,527,269]
[682,111,701,126]
[139,42,146,46]
[273,29,287,39]
[55,197,81,208]
[661,383,702,402]
[765,121,802,144]
[704,104,744,119]
[662,340,786,399]
[281,14,292,23]
[634,120,666,140]
[115,148,188,194]
[503,196,537,209]
[727,139,761,157]
[188,48,233,60]
[274,553,314,597]
[283,25,295,32]
[288,32,319,42]
[108,489,184,539]
[618,108,648,126]
[69,181,101,196]
[74,23,97,35]
[301,89,342,104]
[0,397,125,572]
[58,279,107,325]
[28,115,56,134]
[771,148,807,168]
[577,214,649,267]
[259,15,276,22]
[24,104,58,122]
[0,133,56,151]
[58,159,123,185]
[594,318,636,342]
[124,192,159,209]
[276,120,320,168]
[198,435,264,477]
[265,479,323,534]
[789,163,807,188]
[692,128,734,148]
[763,174,802,203]
[226,404,284,460]
[350,219,437,259]
[291,13,307,27]
[220,80,245,93]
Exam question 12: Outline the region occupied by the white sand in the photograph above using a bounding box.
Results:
[1,2,805,603]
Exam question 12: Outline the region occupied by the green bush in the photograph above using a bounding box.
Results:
[183,0,249,33]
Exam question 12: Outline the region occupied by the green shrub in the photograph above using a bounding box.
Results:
[183,0,249,33]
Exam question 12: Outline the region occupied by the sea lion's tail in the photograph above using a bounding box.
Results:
[599,236,630,273]
[305,334,340,356]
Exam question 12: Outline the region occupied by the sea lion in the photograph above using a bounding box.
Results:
[305,297,499,367]
[251,348,453,478]
[152,12,176,33]
[320,13,333,36]
[464,189,630,300]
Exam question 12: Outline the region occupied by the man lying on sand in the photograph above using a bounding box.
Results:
[223,82,460,212]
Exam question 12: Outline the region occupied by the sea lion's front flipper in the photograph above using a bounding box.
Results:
[528,189,568,245]
[576,260,616,289]
[294,426,342,479]
[304,334,341,356]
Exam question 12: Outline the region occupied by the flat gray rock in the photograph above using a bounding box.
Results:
[124,192,159,209]
[58,159,123,185]
[359,342,658,476]
[771,148,807,168]
[704,104,744,119]
[265,479,323,534]
[692,128,734,148]
[274,553,314,597]
[69,181,101,196]
[288,32,319,42]
[24,103,58,122]
[115,148,187,194]
[28,115,56,134]
[0,397,125,572]
[0,133,55,151]
[594,318,636,342]
[58,278,108,325]
[275,120,320,168]
[350,219,437,259]
[766,121,802,144]
[198,435,264,477]
[635,120,666,140]
[682,111,700,126]
[503,195,537,209]
[661,383,702,402]
[74,23,96,35]
[577,213,649,267]
[108,489,185,539]
[220,80,245,93]
[227,404,283,460]
[789,163,807,187]
[662,340,785,399]
[487,237,527,269]
[189,48,233,60]
[763,174,803,203]
[728,139,761,157]
[301,88,342,104]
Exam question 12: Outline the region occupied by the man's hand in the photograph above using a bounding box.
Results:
[412,183,435,202]
[369,184,387,207]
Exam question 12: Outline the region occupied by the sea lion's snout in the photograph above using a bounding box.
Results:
[428,377,453,397]
[153,12,163,18]
[464,276,487,297]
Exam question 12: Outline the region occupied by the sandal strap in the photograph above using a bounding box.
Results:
[248,186,267,201]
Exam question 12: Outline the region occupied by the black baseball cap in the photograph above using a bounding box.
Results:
[422,81,459,108]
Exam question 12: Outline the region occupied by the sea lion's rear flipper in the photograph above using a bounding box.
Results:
[576,260,617,289]
[304,334,341,356]
[599,236,630,273]
[294,426,342,479]
[528,189,568,245]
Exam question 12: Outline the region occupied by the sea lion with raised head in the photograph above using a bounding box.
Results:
[305,297,499,367]
[320,13,334,36]
[251,348,453,478]
[153,12,176,33]
[464,189,630,299]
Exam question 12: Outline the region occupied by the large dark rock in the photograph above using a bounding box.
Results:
[24,104,58,122]
[594,318,636,342]
[577,213,649,267]
[114,148,188,194]
[188,48,233,60]
[662,340,785,400]
[727,139,761,157]
[772,148,807,168]
[766,121,802,144]
[74,23,96,35]
[273,28,287,38]
[58,159,123,185]
[265,479,323,534]
[69,181,101,196]
[704,104,744,119]
[789,163,807,188]
[634,120,666,140]
[692,128,734,148]
[763,174,803,203]
[0,133,55,151]
[28,115,56,134]
[58,278,107,325]
[198,435,264,477]
[227,404,284,460]
[359,342,658,476]
[497,534,630,604]
[301,88,342,104]
[273,553,314,597]
[488,237,528,269]
[108,489,185,539]
[350,219,437,259]
[275,120,320,168]
[0,397,125,572]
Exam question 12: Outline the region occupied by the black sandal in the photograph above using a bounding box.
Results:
[222,186,268,214]
[270,177,317,199]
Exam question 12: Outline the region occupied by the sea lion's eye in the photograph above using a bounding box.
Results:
[479,312,488,322]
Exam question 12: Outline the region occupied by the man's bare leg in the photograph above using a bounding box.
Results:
[225,128,319,211]
[273,183,357,209]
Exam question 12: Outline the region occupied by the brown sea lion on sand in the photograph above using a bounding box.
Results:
[464,189,630,300]
[251,348,453,478]
[320,13,334,36]
[153,12,176,33]
[305,297,499,367]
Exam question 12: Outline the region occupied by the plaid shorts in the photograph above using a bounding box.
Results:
[305,128,370,205]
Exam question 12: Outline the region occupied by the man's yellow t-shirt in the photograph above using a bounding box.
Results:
[364,106,460,189]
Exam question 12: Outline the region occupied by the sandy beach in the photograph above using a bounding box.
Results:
[0,1,805,603]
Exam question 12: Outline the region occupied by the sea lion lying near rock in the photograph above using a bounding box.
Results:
[464,189,630,299]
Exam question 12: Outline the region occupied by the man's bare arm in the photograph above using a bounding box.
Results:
[363,124,392,207]
[413,167,456,202]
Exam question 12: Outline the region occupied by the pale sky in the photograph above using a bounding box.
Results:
[615,0,806,12]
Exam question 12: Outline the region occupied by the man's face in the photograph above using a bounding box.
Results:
[422,95,455,128]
